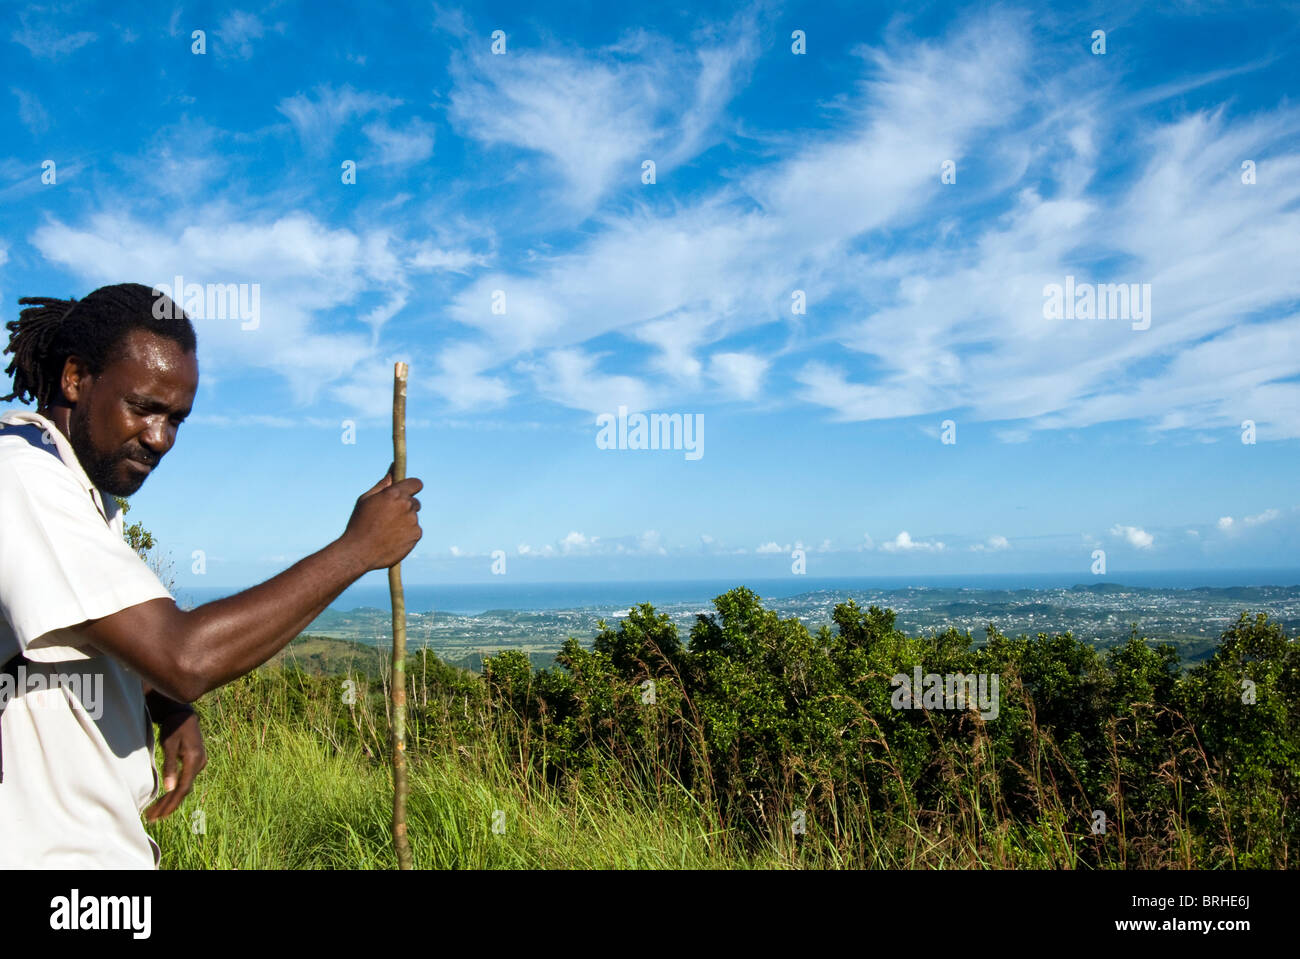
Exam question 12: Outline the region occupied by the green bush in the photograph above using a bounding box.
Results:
[472,588,1298,867]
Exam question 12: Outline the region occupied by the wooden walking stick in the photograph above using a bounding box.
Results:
[389,361,413,870]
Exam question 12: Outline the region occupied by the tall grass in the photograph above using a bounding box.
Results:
[149,660,757,869]
[147,642,1237,869]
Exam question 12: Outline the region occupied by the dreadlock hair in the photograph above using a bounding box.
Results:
[2,282,197,410]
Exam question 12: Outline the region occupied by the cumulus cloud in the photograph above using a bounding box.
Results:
[560,531,596,552]
[880,531,945,552]
[1110,525,1154,549]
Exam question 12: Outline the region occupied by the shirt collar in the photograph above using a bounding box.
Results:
[0,408,118,526]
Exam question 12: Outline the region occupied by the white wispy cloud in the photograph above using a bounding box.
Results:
[1219,508,1282,533]
[446,18,757,215]
[12,11,96,59]
[441,10,1039,418]
[408,243,489,273]
[811,99,1300,438]
[638,530,667,555]
[277,84,402,154]
[1245,508,1280,526]
[188,413,298,428]
[709,352,770,401]
[25,7,1299,449]
[428,342,511,411]
[363,118,435,168]
[635,313,709,384]
[29,210,417,410]
[215,10,265,59]
[10,87,49,134]
[522,349,657,416]
[112,117,229,199]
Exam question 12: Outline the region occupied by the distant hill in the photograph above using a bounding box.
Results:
[267,634,388,678]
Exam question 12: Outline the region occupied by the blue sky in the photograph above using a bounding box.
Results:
[2,0,1298,588]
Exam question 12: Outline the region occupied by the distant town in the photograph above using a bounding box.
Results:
[298,583,1300,672]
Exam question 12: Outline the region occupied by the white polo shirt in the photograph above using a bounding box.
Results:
[0,408,174,868]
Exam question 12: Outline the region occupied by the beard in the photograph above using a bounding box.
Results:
[68,407,156,498]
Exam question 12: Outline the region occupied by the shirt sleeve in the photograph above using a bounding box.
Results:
[0,454,173,657]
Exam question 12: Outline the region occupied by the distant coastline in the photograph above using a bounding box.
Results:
[175,568,1300,617]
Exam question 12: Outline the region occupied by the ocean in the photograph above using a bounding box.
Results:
[174,568,1300,616]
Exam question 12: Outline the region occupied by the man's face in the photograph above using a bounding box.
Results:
[63,329,199,497]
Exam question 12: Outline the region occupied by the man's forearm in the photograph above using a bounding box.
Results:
[179,536,368,698]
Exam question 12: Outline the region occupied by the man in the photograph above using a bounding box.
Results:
[0,283,422,867]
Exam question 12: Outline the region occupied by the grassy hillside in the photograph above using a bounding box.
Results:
[265,634,388,678]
